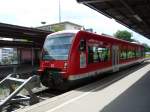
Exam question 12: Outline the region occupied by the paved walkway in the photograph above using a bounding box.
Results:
[101,69,150,112]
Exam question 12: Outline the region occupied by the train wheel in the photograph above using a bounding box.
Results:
[40,70,54,88]
[56,81,70,91]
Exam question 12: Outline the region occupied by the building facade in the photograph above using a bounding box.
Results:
[37,21,84,32]
[0,48,18,65]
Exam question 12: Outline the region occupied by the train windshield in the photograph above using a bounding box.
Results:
[42,33,75,60]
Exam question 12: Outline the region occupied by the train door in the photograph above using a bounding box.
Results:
[112,45,119,72]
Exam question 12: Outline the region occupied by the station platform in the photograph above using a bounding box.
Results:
[17,60,150,112]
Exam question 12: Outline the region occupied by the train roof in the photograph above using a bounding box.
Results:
[103,34,143,47]
[78,30,144,47]
[47,30,143,47]
[47,30,79,37]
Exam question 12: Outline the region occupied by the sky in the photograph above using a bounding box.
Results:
[0,0,150,46]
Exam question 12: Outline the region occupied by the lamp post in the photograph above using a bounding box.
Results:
[58,0,61,23]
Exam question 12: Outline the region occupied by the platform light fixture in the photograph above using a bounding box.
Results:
[133,15,143,22]
[41,21,46,25]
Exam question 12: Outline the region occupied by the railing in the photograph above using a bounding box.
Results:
[0,73,40,111]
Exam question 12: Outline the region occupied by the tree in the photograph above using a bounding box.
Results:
[51,24,64,32]
[142,43,150,52]
[114,30,133,42]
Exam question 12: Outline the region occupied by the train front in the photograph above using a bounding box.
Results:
[38,32,75,89]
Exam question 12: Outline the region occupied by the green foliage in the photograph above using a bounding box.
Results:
[51,24,64,32]
[142,43,150,52]
[114,30,133,42]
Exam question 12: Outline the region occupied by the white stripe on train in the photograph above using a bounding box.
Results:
[68,58,145,81]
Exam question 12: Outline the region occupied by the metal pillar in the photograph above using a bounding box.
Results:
[31,47,34,66]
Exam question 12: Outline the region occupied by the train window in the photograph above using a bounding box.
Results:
[88,46,94,63]
[125,50,136,59]
[120,50,127,59]
[132,51,136,58]
[98,47,110,61]
[136,51,141,57]
[127,51,130,58]
[88,45,110,64]
[93,47,99,62]
[120,48,143,59]
[141,49,145,57]
[127,51,132,58]
[79,39,86,51]
[136,47,143,58]
[43,33,74,60]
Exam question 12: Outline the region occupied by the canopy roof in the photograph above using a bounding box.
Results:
[0,23,52,48]
[77,0,150,39]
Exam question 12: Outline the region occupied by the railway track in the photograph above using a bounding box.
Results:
[0,73,66,112]
[0,87,66,112]
[34,88,65,102]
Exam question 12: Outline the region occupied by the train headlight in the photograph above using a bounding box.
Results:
[64,62,68,69]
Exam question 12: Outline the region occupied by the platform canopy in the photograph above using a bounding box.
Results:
[0,23,52,48]
[77,0,150,39]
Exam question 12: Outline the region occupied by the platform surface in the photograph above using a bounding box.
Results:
[17,60,150,112]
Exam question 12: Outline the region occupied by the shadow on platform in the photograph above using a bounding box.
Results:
[100,70,150,112]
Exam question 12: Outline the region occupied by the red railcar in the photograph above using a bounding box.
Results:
[38,30,145,89]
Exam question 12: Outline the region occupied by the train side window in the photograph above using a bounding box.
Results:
[79,39,86,51]
[88,45,110,64]
[133,51,136,58]
[93,47,99,62]
[88,46,94,63]
[126,50,136,59]
[121,49,139,60]
[88,46,99,63]
[141,49,145,57]
[120,50,127,60]
[97,47,110,62]
[136,47,143,58]
[136,50,141,57]
[127,51,132,59]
